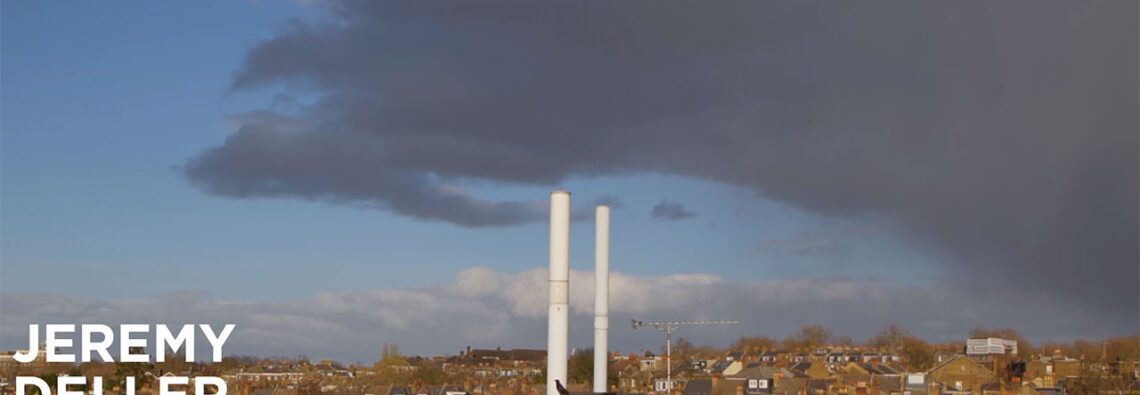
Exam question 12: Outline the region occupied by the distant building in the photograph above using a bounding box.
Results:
[967,338,1018,356]
[727,363,792,394]
[711,355,743,376]
[460,346,545,367]
[0,345,51,373]
[927,354,996,393]
[759,351,780,364]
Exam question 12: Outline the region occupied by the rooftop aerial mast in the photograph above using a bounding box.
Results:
[630,319,740,392]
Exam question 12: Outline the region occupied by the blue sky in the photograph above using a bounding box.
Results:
[2,1,1135,360]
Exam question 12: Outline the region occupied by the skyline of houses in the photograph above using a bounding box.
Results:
[3,333,1139,395]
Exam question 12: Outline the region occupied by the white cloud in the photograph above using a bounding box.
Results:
[0,266,1128,363]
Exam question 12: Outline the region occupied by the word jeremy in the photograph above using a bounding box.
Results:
[15,324,236,395]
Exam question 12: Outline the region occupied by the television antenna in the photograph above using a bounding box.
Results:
[631,319,739,392]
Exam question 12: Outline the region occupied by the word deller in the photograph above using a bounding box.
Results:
[14,324,235,363]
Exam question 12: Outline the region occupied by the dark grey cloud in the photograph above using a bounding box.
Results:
[651,200,697,221]
[592,196,624,209]
[184,1,1138,317]
[566,196,625,222]
[184,119,546,227]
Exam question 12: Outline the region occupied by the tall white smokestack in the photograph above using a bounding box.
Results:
[593,205,610,393]
[547,190,571,395]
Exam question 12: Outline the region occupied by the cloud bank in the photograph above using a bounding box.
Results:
[183,2,1138,320]
[2,267,1130,362]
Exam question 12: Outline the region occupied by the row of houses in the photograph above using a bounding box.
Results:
[755,351,902,366]
[706,350,902,377]
[679,350,1138,395]
[444,347,545,379]
[5,339,1138,395]
[224,360,354,385]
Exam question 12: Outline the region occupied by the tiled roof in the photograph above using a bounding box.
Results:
[682,379,713,395]
[386,386,412,395]
[731,365,780,380]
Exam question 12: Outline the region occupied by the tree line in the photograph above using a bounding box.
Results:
[657,324,1140,372]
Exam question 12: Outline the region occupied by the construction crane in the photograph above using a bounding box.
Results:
[631,319,739,392]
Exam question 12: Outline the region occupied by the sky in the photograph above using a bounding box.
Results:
[1,1,1137,363]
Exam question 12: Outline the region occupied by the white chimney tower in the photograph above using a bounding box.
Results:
[547,190,570,395]
[593,205,610,393]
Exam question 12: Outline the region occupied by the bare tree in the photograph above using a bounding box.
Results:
[733,336,777,352]
[900,337,936,371]
[869,324,910,351]
[782,324,833,351]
